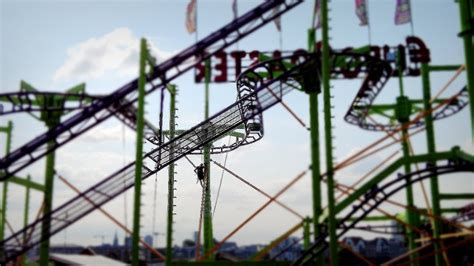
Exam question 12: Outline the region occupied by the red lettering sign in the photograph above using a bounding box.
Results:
[193,36,430,83]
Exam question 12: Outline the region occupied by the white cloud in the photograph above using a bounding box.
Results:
[80,123,135,142]
[53,27,174,82]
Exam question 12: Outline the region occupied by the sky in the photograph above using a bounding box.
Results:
[0,0,473,251]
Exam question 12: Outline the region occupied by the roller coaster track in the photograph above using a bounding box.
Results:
[0,90,169,149]
[0,53,321,263]
[145,51,398,153]
[112,97,264,154]
[293,157,474,265]
[352,224,403,236]
[0,0,304,181]
[450,203,474,223]
[0,3,468,266]
[344,60,469,131]
[0,90,263,155]
[0,49,394,262]
[0,49,393,263]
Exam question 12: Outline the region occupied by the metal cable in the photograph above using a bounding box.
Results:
[212,136,232,218]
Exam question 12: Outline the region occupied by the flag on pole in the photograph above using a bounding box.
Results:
[313,0,321,29]
[273,6,281,31]
[395,0,411,25]
[186,0,197,34]
[232,0,238,20]
[355,0,368,26]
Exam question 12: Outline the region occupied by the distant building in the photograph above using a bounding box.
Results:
[343,236,366,253]
[219,241,238,252]
[49,244,84,255]
[193,231,199,244]
[144,235,154,247]
[365,237,390,257]
[391,220,405,241]
[113,232,119,247]
[342,236,406,264]
[124,236,132,248]
[269,237,302,261]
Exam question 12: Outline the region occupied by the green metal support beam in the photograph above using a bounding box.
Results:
[33,86,71,265]
[166,84,177,266]
[334,150,457,216]
[400,127,418,266]
[453,146,474,162]
[131,38,148,266]
[439,193,474,200]
[39,141,57,266]
[457,0,474,140]
[10,176,44,192]
[396,55,419,265]
[421,63,443,266]
[303,217,311,250]
[307,27,323,266]
[0,120,12,258]
[321,0,339,264]
[339,215,393,222]
[428,65,462,72]
[203,59,214,259]
[22,174,31,265]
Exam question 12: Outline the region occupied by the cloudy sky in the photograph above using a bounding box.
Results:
[1,0,472,251]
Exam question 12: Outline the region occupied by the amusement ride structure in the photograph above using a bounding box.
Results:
[1,0,473,265]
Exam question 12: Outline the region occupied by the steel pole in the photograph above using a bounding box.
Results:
[400,129,418,266]
[39,139,56,266]
[457,0,474,140]
[421,63,443,266]
[22,174,31,265]
[132,38,147,265]
[166,85,177,266]
[203,59,214,259]
[0,121,12,260]
[308,27,323,266]
[397,63,418,266]
[0,121,12,239]
[303,217,310,250]
[321,0,339,264]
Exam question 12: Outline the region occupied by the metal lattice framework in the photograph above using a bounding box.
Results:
[344,77,469,131]
[0,0,304,181]
[351,224,403,235]
[112,96,264,154]
[0,54,319,263]
[432,86,470,120]
[0,1,471,265]
[0,91,258,155]
[0,91,101,115]
[293,158,474,265]
[0,51,395,262]
[450,203,474,223]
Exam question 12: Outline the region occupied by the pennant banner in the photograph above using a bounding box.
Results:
[273,6,281,31]
[355,0,368,26]
[186,0,197,34]
[232,0,238,20]
[395,0,411,25]
[314,0,321,29]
